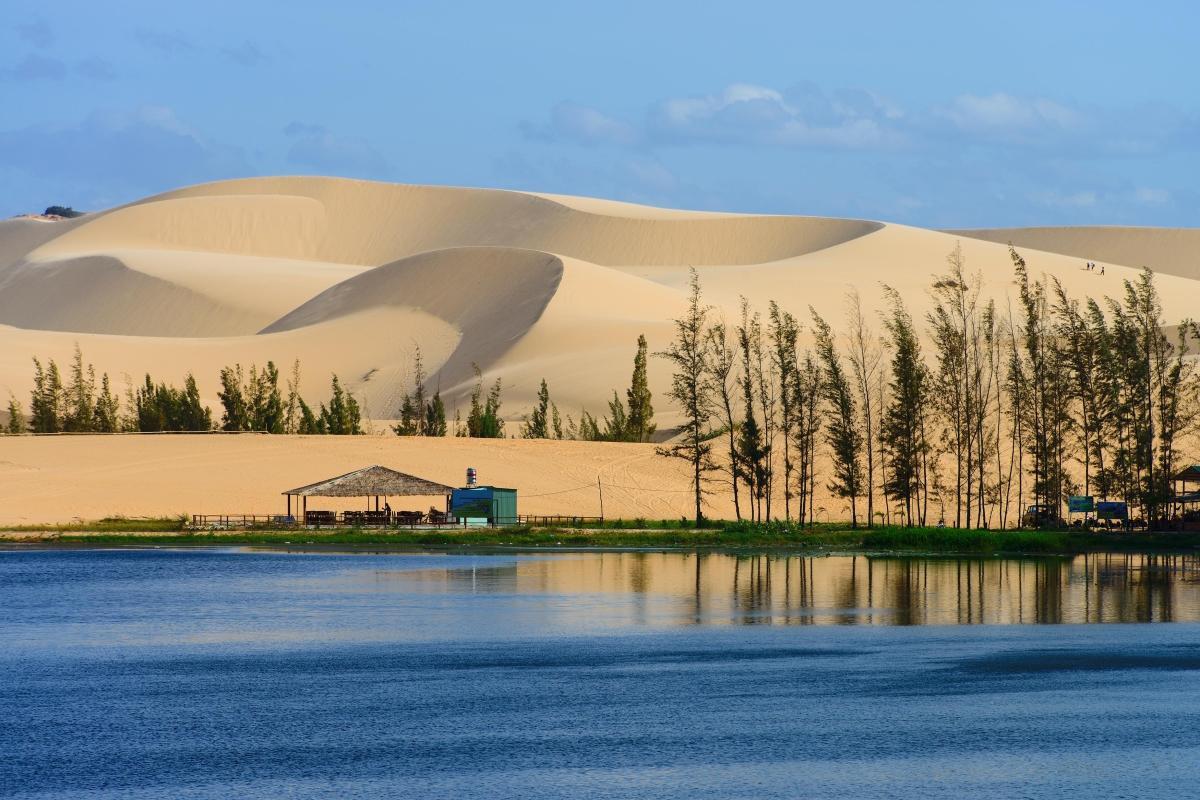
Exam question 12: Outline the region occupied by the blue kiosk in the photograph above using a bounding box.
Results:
[449,468,518,526]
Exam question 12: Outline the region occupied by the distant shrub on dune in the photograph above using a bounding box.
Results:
[43,205,83,218]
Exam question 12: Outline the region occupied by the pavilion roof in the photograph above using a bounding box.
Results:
[1172,465,1200,484]
[283,465,453,497]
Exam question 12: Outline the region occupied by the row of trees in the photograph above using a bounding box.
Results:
[388,336,656,442]
[7,349,363,435]
[658,252,1198,528]
[516,334,655,443]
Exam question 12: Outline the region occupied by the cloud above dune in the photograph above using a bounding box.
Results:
[647,82,905,149]
[521,102,639,147]
[284,123,391,177]
[0,106,250,206]
[15,19,54,49]
[7,53,66,81]
[221,41,267,67]
[529,83,1198,162]
[134,28,195,55]
[526,83,906,151]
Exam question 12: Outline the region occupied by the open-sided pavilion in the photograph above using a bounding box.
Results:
[283,465,454,526]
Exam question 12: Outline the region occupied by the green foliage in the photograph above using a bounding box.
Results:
[881,286,928,525]
[218,365,247,431]
[93,374,120,433]
[394,347,446,436]
[297,397,320,434]
[522,379,552,439]
[5,394,23,434]
[29,357,64,433]
[319,374,362,435]
[465,366,504,438]
[134,373,212,432]
[43,205,83,218]
[625,334,655,442]
[811,308,863,526]
[656,268,718,525]
[425,391,447,436]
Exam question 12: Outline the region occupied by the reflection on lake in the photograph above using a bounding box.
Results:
[4,548,1200,799]
[380,551,1200,625]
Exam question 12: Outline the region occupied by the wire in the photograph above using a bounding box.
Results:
[521,481,695,497]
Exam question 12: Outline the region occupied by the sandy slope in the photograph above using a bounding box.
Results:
[0,435,704,525]
[4,176,1200,421]
[955,226,1200,282]
[3,177,1200,523]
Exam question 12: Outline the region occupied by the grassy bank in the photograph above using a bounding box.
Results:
[4,517,1200,554]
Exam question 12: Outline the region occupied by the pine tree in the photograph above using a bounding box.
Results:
[319,375,362,435]
[253,362,284,433]
[136,375,166,432]
[522,379,551,439]
[285,360,302,434]
[737,300,767,520]
[180,374,213,431]
[297,398,320,434]
[218,365,247,432]
[551,403,563,439]
[603,391,628,441]
[706,319,742,521]
[425,391,447,436]
[5,395,23,434]
[394,394,419,436]
[465,367,504,438]
[93,373,121,433]
[768,302,800,521]
[655,269,717,526]
[29,358,64,433]
[811,308,863,527]
[625,334,656,442]
[881,286,928,526]
[845,290,881,527]
[64,345,96,432]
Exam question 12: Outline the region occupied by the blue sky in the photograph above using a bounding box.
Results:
[2,1,1198,226]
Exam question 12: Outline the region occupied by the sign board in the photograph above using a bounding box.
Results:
[1096,501,1128,520]
[1068,496,1095,513]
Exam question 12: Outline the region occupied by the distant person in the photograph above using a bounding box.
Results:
[383,501,392,516]
[1100,264,1105,275]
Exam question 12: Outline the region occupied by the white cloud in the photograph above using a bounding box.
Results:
[8,53,66,81]
[1031,189,1098,208]
[221,41,266,67]
[15,19,53,49]
[75,56,116,81]
[286,131,391,177]
[648,82,904,149]
[0,106,250,193]
[939,93,1083,134]
[1134,187,1170,205]
[134,28,195,54]
[521,102,638,146]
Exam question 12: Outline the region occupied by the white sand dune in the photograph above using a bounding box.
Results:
[3,177,1200,523]
[955,226,1200,281]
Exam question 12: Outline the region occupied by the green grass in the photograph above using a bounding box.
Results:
[1,515,190,533]
[6,517,1200,554]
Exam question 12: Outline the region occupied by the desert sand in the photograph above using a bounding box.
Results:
[0,434,702,526]
[3,177,1199,524]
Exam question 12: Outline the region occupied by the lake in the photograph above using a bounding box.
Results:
[2,548,1199,798]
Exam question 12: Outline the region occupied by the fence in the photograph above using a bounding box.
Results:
[190,513,606,530]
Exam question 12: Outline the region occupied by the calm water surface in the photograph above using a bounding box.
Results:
[2,548,1199,798]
